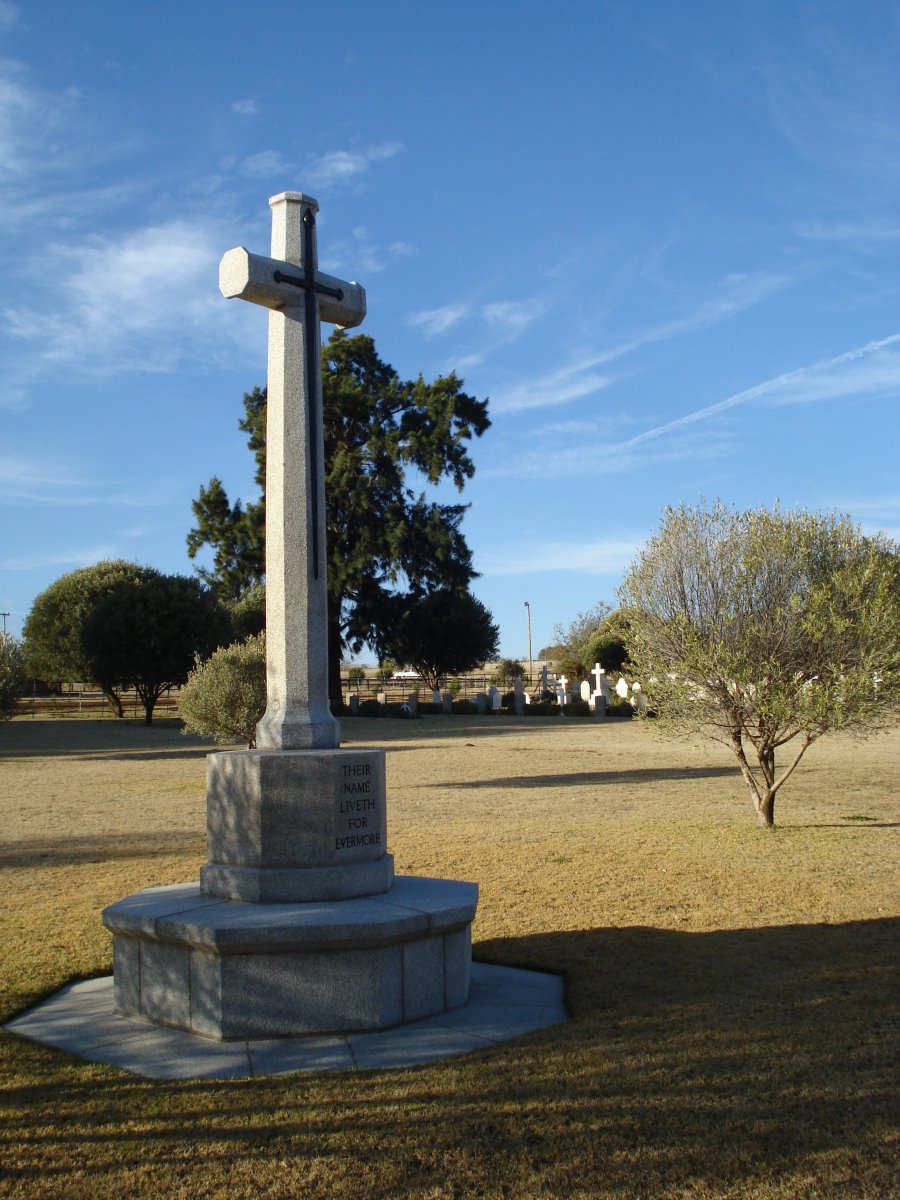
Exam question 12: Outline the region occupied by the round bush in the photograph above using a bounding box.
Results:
[179,634,266,747]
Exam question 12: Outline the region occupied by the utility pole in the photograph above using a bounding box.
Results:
[0,612,8,636]
[524,601,532,687]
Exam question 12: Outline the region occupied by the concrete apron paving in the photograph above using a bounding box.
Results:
[4,962,567,1080]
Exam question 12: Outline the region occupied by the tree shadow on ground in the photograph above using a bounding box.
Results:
[1,919,896,1199]
[0,832,206,869]
[443,765,736,789]
[0,720,215,761]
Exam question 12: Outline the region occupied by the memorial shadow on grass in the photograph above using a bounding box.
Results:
[2,919,896,1199]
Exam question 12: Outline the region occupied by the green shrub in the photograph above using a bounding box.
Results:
[358,699,381,717]
[495,658,524,686]
[0,634,25,720]
[179,634,266,747]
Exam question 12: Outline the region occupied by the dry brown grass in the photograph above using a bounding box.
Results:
[1,714,898,1199]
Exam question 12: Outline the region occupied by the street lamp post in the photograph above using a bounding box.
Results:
[524,601,533,688]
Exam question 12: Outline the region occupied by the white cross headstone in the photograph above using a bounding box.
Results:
[557,674,569,704]
[591,662,605,696]
[219,192,366,750]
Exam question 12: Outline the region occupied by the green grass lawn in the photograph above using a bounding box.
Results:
[1,716,897,1199]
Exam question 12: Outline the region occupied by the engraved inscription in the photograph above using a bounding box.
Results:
[335,761,382,851]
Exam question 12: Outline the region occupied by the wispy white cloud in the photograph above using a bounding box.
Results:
[0,454,83,494]
[481,538,641,577]
[0,453,169,509]
[231,98,259,118]
[239,149,292,178]
[0,61,76,181]
[1,543,121,571]
[321,225,416,278]
[795,219,900,242]
[408,304,469,339]
[818,495,900,545]
[619,333,900,450]
[763,28,900,188]
[2,217,231,380]
[492,272,790,413]
[493,364,611,414]
[483,299,542,330]
[590,272,791,368]
[305,141,403,188]
[481,427,732,481]
[0,60,150,244]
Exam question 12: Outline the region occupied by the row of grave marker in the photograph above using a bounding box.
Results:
[345,664,648,716]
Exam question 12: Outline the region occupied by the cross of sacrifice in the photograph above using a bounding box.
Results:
[219,192,366,751]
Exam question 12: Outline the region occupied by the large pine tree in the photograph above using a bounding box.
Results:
[187,331,490,704]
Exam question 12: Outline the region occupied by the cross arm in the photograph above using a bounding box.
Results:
[219,247,366,328]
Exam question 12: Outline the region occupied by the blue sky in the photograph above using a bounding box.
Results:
[1,1,898,660]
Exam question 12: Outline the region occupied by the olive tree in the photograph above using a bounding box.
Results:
[81,570,230,723]
[495,658,525,686]
[382,589,499,691]
[24,560,148,716]
[620,502,900,827]
[179,633,266,748]
[0,634,25,720]
[550,601,613,678]
[24,561,229,721]
[582,608,636,674]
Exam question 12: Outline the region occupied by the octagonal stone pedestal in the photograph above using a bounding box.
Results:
[103,875,477,1040]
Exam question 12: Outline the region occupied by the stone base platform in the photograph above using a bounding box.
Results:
[4,963,568,1079]
[102,875,477,1040]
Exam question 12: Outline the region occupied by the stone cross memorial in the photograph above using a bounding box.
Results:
[103,192,478,1041]
[218,193,364,752]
